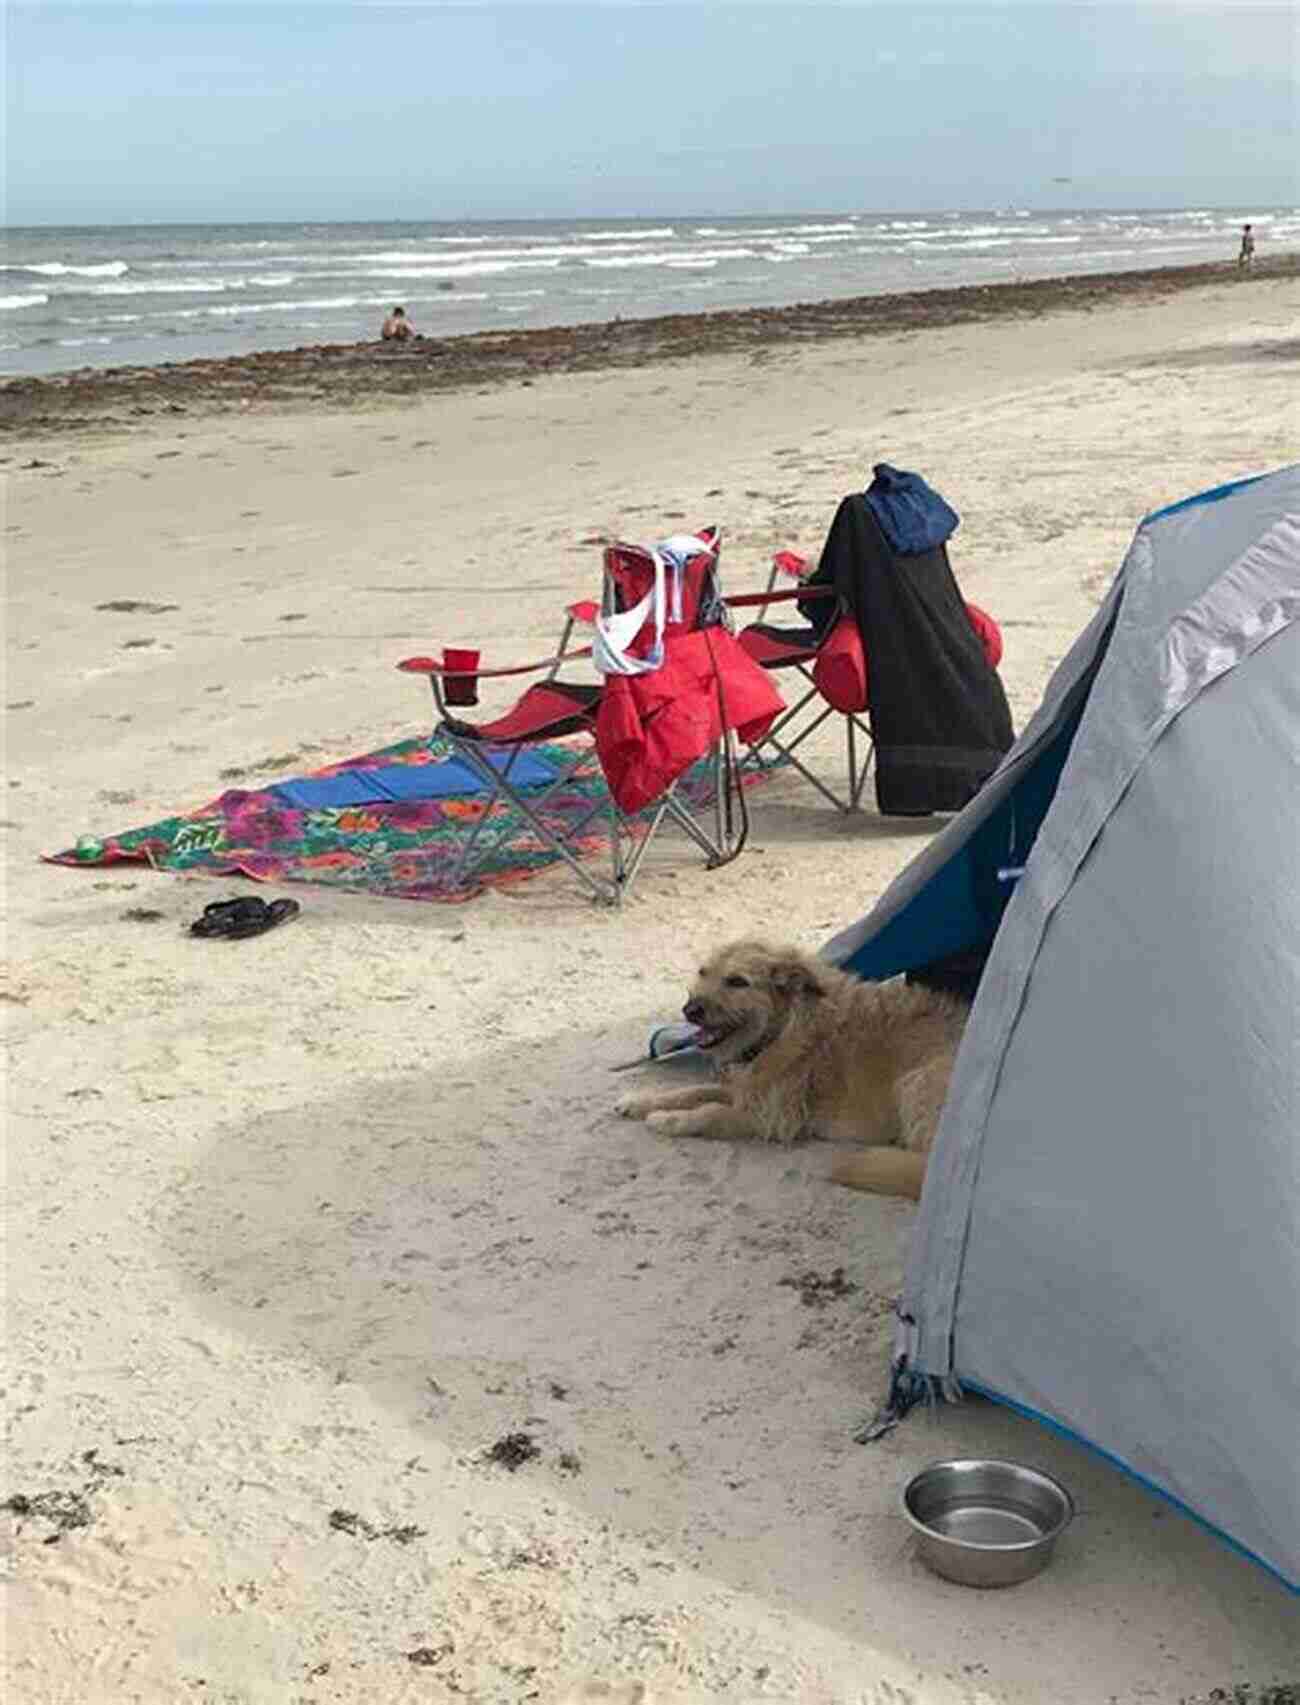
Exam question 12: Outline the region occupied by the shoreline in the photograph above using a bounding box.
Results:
[4,252,1295,437]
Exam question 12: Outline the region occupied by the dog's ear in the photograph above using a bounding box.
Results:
[768,955,825,1001]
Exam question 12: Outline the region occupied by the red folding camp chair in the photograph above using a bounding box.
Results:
[397,527,775,903]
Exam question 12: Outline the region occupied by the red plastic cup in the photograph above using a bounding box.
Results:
[442,647,481,707]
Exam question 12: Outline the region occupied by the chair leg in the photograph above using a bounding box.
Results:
[613,794,675,897]
[713,733,740,857]
[448,739,534,885]
[740,667,858,808]
[738,677,821,773]
[604,734,745,900]
[434,726,759,906]
[759,729,854,813]
[748,699,854,812]
[741,661,876,814]
[441,737,619,903]
[546,617,576,681]
[662,789,727,862]
[848,714,875,811]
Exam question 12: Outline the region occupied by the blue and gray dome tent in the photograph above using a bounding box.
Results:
[825,465,1300,1592]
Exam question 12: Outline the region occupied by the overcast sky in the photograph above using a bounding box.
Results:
[6,2,1297,226]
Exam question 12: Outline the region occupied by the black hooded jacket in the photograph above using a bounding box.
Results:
[799,495,1014,815]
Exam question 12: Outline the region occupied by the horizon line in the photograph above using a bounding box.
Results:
[4,199,1291,233]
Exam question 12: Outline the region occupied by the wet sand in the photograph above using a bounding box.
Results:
[3,254,1296,437]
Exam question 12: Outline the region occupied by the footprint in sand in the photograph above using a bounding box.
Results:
[331,469,360,478]
[279,613,308,622]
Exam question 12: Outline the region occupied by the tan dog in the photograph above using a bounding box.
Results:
[616,940,968,1199]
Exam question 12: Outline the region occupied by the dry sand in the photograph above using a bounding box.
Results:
[4,272,1299,1703]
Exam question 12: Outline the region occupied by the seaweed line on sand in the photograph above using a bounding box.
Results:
[5,257,1297,439]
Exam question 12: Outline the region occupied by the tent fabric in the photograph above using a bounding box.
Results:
[830,464,1300,1591]
[798,495,1014,815]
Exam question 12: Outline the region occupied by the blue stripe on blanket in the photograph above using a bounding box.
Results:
[270,749,559,809]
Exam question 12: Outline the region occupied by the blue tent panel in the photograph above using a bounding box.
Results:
[1142,471,1267,525]
[841,708,1081,983]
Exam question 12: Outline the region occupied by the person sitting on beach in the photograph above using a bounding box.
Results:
[1238,224,1256,269]
[381,306,413,342]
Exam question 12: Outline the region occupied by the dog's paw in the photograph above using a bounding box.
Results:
[645,1110,700,1137]
[615,1092,658,1121]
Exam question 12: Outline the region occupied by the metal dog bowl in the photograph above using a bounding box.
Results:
[902,1459,1074,1587]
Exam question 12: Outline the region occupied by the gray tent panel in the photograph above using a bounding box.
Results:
[954,620,1300,1586]
[865,466,1299,1590]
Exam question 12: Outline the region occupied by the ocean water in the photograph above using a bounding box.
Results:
[2,206,1294,379]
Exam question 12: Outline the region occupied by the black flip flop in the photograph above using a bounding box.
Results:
[189,897,267,938]
[223,897,300,939]
[189,896,299,939]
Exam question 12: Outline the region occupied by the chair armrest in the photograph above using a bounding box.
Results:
[397,646,592,679]
[725,585,836,612]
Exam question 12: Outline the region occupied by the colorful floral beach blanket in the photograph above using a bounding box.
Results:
[47,734,751,902]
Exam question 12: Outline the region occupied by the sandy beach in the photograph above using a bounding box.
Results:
[5,267,1300,1703]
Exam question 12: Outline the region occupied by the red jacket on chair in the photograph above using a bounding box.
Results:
[596,628,782,815]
